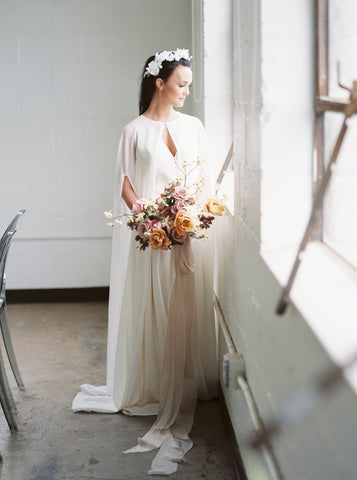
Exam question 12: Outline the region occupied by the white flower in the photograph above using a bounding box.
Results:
[145,60,161,77]
[174,48,191,61]
[166,51,175,61]
[144,48,192,77]
[104,210,123,226]
[161,217,170,228]
[156,51,169,62]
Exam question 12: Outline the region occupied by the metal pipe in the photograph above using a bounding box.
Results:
[213,294,236,354]
[214,294,283,479]
[237,376,283,480]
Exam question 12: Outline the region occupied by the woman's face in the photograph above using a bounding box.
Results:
[157,65,193,108]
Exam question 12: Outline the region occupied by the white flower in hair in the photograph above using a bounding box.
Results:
[144,48,192,77]
[156,51,172,62]
[146,60,161,77]
[174,48,190,61]
[156,52,166,62]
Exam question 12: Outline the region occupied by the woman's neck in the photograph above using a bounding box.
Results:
[143,103,178,123]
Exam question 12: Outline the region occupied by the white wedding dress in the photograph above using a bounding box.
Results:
[72,112,218,475]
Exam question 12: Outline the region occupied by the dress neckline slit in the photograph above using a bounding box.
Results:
[161,124,177,159]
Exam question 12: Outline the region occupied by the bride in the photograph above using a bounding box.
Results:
[72,48,218,475]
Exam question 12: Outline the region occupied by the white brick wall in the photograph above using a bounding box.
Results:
[211,1,357,479]
[0,0,195,288]
[203,0,233,181]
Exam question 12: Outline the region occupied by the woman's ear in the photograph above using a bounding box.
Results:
[156,78,164,90]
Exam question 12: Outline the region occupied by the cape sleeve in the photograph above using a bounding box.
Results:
[113,124,137,216]
[106,123,137,397]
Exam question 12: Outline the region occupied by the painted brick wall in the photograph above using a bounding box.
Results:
[211,1,357,479]
[0,0,194,288]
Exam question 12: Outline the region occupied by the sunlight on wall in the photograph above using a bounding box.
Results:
[260,1,313,257]
[213,1,357,479]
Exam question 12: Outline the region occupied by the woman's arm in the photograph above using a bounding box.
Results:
[122,175,138,210]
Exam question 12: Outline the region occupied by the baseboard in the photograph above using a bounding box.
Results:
[218,386,248,480]
[6,287,109,303]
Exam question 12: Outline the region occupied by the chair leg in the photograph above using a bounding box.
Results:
[0,347,17,413]
[0,383,17,431]
[0,353,17,431]
[0,305,24,390]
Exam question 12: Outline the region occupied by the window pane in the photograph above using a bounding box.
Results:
[324,1,357,268]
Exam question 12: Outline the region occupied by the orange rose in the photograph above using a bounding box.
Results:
[174,210,195,236]
[148,228,171,250]
[206,196,224,216]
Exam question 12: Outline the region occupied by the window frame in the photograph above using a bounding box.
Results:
[315,0,357,270]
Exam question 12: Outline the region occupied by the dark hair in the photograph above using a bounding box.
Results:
[139,54,192,115]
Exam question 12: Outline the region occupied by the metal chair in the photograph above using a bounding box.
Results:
[0,231,18,431]
[0,210,25,390]
[0,209,25,246]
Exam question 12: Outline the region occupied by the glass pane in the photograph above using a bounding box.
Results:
[324,1,357,268]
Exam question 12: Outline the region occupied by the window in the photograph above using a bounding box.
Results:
[322,0,357,268]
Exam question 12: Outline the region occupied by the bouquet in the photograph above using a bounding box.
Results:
[105,157,225,251]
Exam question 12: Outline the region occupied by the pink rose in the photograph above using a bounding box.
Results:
[132,198,146,214]
[158,205,176,220]
[150,220,162,230]
[173,186,189,201]
[171,199,187,215]
[169,227,187,244]
[137,219,151,239]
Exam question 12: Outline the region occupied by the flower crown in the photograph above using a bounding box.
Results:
[144,48,192,78]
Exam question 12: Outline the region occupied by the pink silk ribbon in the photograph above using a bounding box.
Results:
[124,238,199,475]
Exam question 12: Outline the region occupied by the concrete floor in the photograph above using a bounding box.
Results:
[0,302,237,480]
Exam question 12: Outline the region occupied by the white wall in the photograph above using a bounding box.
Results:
[203,0,233,181]
[212,1,357,479]
[0,0,195,289]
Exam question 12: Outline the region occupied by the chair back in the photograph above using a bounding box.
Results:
[0,231,16,300]
[0,210,26,251]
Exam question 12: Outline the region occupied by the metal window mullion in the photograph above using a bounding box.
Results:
[313,0,329,241]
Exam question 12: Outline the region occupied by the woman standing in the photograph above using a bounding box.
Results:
[73,49,218,475]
